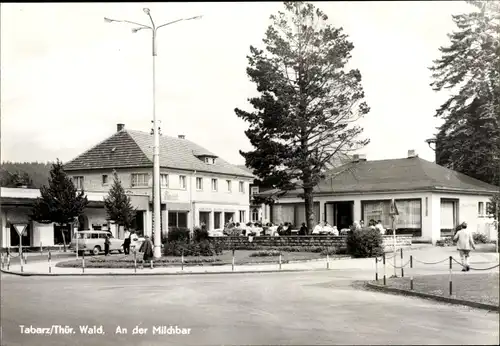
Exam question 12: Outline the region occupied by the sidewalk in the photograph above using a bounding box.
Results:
[2,246,498,277]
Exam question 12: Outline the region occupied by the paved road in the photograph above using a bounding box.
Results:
[1,270,498,345]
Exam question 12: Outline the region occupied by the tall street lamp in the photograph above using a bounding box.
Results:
[105,9,202,258]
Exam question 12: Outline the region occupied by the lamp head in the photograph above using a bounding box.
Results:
[143,8,150,15]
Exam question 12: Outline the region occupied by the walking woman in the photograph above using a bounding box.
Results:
[139,235,154,268]
[104,234,111,256]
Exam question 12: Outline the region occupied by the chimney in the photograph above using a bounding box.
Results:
[117,123,125,132]
[178,135,185,139]
[408,149,418,158]
[352,154,367,162]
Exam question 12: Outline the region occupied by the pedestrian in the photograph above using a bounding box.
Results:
[123,229,131,255]
[299,222,308,235]
[104,234,111,256]
[139,235,154,268]
[453,222,475,271]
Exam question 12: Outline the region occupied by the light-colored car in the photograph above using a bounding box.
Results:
[129,234,145,252]
[70,230,124,255]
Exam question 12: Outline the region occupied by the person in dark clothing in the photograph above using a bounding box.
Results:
[123,229,131,255]
[104,234,111,256]
[299,222,308,235]
[139,235,154,268]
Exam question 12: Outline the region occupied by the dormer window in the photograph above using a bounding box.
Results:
[205,157,216,165]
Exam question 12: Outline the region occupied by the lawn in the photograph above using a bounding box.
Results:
[55,250,341,268]
[374,272,499,307]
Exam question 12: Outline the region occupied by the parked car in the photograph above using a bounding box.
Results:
[129,234,145,252]
[70,230,124,255]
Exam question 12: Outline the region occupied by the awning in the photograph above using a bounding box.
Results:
[166,202,191,212]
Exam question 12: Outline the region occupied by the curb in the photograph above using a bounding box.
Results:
[365,282,499,312]
[1,267,325,277]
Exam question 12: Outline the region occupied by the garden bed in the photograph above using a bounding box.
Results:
[373,272,499,307]
[56,250,336,268]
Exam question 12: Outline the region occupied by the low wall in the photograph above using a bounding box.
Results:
[210,235,412,252]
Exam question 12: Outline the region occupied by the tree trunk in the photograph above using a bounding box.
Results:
[304,187,315,234]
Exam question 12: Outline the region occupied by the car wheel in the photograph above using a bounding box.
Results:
[92,246,101,256]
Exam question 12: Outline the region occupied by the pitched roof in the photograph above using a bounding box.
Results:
[63,130,253,178]
[259,156,498,197]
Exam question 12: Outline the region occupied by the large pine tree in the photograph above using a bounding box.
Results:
[235,2,369,230]
[104,171,136,231]
[31,160,88,251]
[429,0,500,221]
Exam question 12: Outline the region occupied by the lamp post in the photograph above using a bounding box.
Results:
[105,9,202,258]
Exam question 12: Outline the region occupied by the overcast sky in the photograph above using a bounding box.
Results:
[1,1,472,165]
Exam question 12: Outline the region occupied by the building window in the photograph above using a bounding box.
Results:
[214,212,222,229]
[161,174,169,187]
[73,176,84,190]
[478,202,484,216]
[211,178,218,191]
[168,211,188,228]
[205,157,216,165]
[102,174,109,185]
[239,181,245,193]
[226,180,232,192]
[196,177,203,190]
[179,175,187,189]
[251,208,259,222]
[361,199,422,236]
[239,210,246,223]
[131,173,148,187]
[251,186,259,196]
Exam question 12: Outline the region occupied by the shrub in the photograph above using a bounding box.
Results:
[168,227,191,242]
[473,232,489,244]
[249,250,281,257]
[346,227,383,258]
[193,226,209,242]
[163,240,223,257]
[436,237,454,247]
[321,247,338,256]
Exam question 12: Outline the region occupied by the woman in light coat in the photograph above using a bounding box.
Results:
[453,222,475,271]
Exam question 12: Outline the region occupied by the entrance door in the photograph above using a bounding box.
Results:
[199,211,210,229]
[333,201,354,230]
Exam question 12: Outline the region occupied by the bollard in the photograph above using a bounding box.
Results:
[40,242,43,257]
[279,252,282,270]
[134,250,137,273]
[181,249,184,271]
[400,248,404,278]
[48,251,52,274]
[232,249,235,272]
[82,251,85,274]
[449,256,453,296]
[383,253,386,286]
[410,255,413,290]
[326,252,330,270]
[7,254,11,271]
[375,257,378,281]
[150,260,153,269]
[24,253,28,265]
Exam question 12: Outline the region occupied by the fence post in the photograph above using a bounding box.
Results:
[7,253,11,271]
[24,253,28,265]
[375,257,378,281]
[279,251,282,271]
[181,249,184,271]
[410,255,413,290]
[449,256,453,296]
[326,250,330,270]
[400,248,404,278]
[48,251,51,273]
[134,250,137,273]
[40,242,43,257]
[383,253,386,286]
[20,253,24,273]
[82,251,85,274]
[232,249,235,272]
[150,260,153,269]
